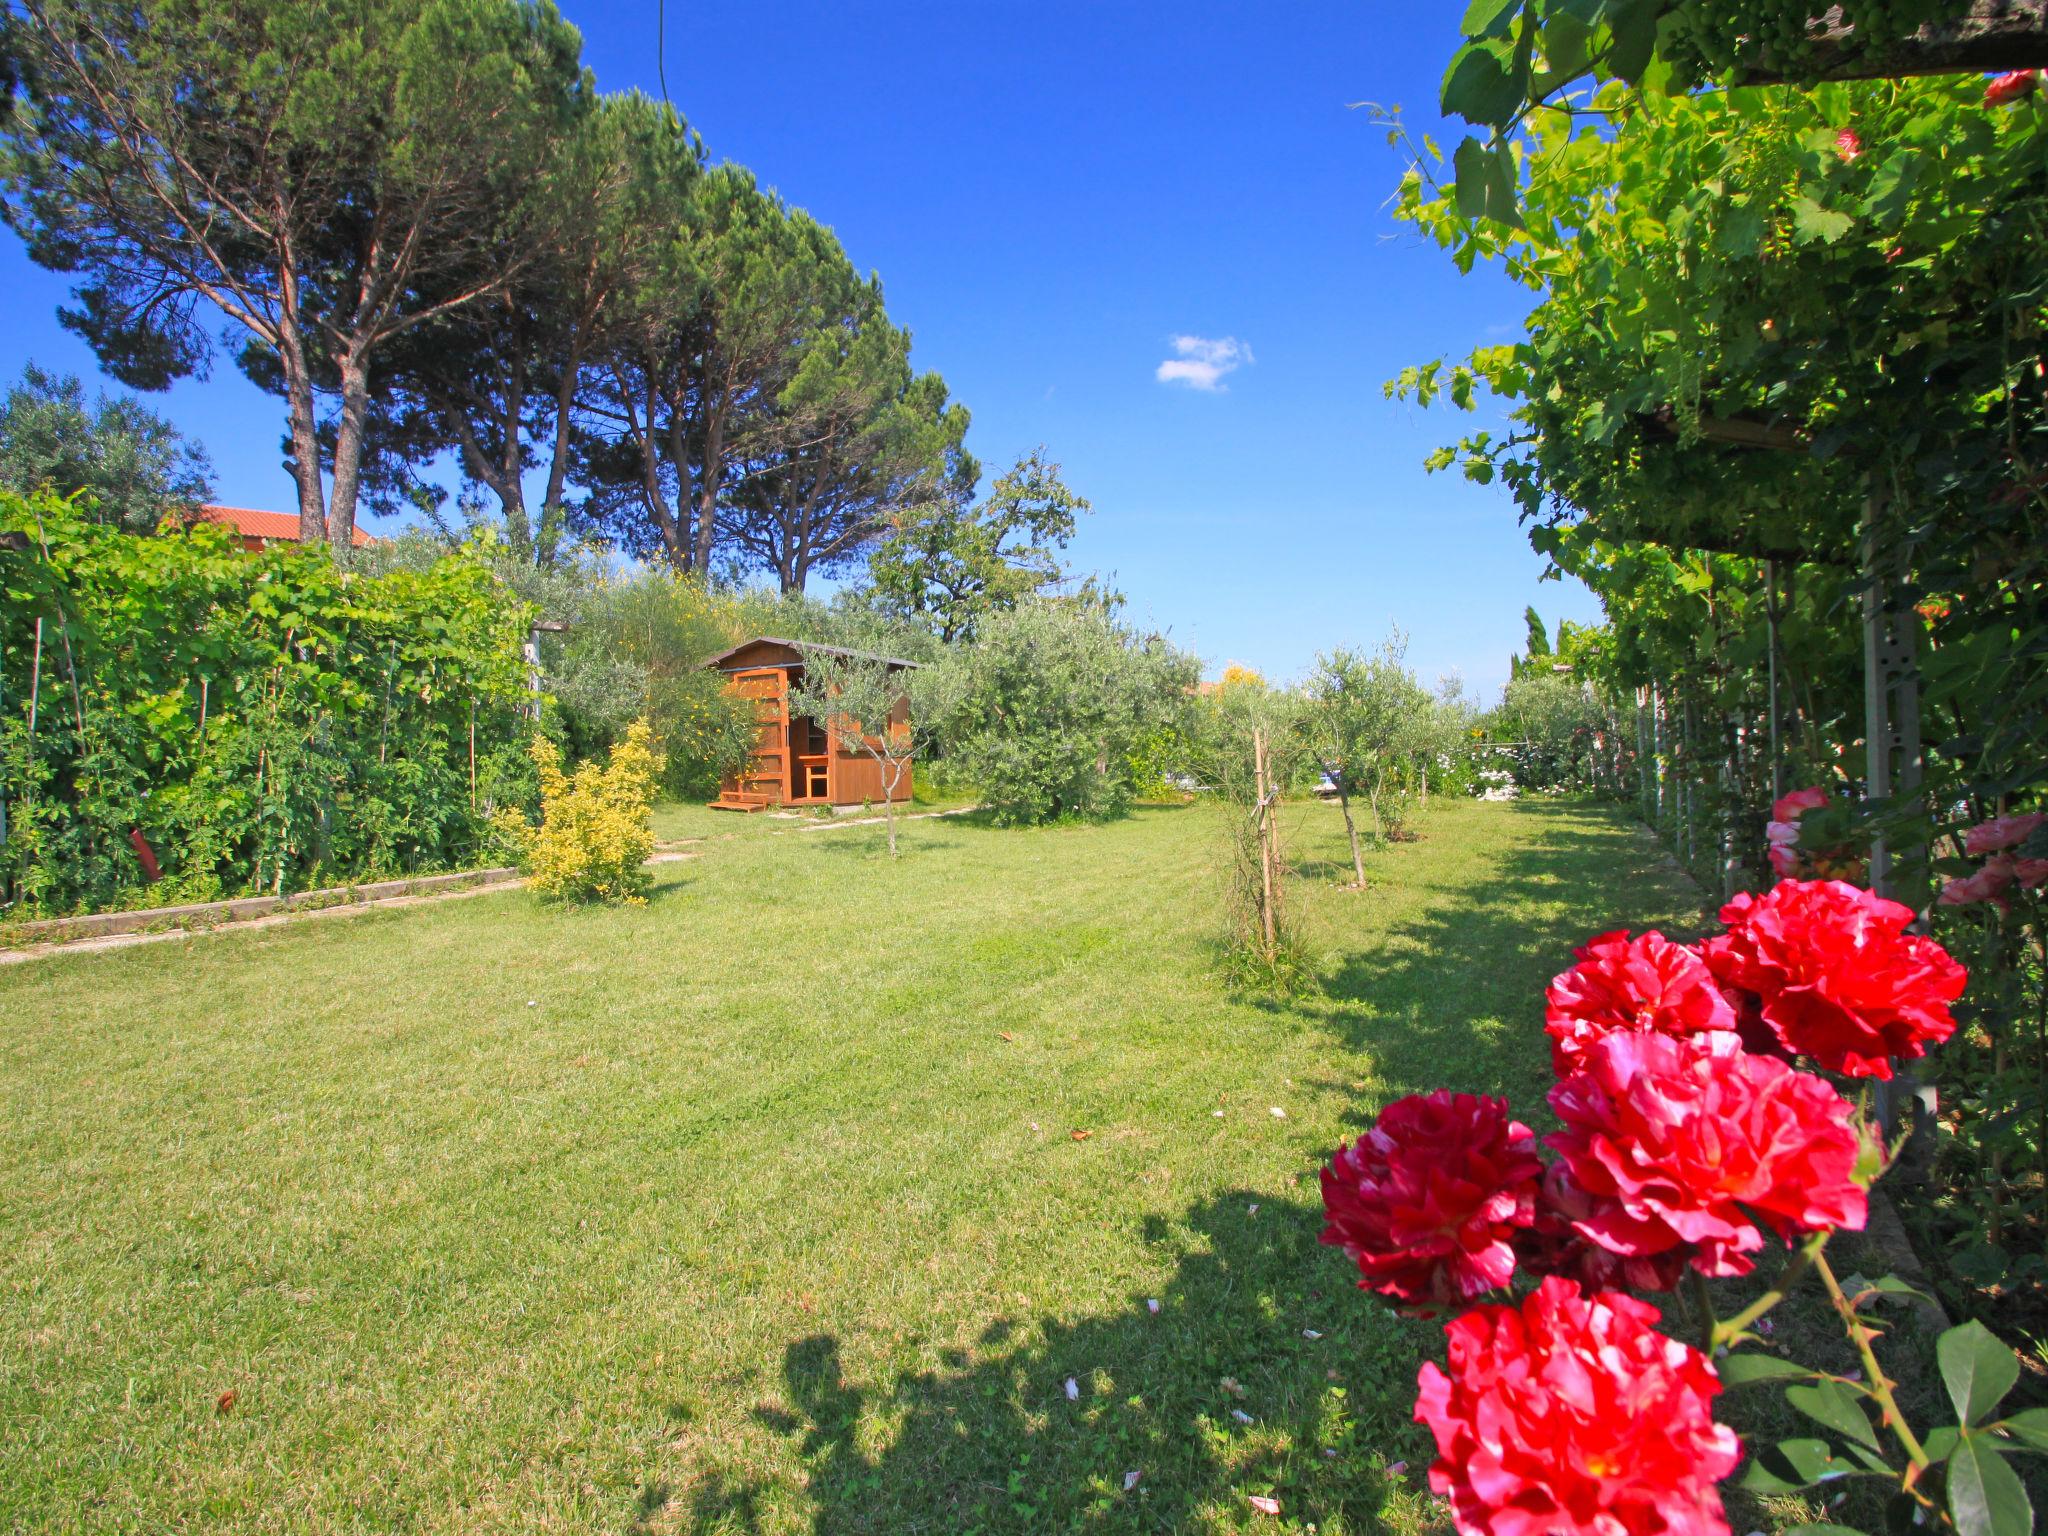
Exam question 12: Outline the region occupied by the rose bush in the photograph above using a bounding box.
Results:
[1322,877,2044,1536]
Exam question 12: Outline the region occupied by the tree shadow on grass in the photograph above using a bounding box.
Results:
[1265,801,1714,1113]
[795,831,968,861]
[680,1191,1438,1535]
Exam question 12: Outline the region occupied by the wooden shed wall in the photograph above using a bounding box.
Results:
[707,646,915,807]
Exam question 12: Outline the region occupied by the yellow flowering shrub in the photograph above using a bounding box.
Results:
[497,720,662,904]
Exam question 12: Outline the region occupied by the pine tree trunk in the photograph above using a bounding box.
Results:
[279,331,327,543]
[326,352,373,554]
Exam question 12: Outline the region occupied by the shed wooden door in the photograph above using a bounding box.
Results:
[732,667,791,802]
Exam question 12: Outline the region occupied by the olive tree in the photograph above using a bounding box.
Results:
[0,363,212,531]
[936,597,1198,826]
[1300,634,1432,885]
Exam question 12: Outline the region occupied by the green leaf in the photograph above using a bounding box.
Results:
[1861,149,1920,224]
[1452,137,1523,228]
[1605,0,1660,83]
[1441,38,1527,130]
[1995,1407,2048,1451]
[1790,196,1855,246]
[1461,0,1522,41]
[1786,1380,1881,1451]
[1741,1437,1855,1493]
[1537,12,1591,79]
[1787,1527,1865,1536]
[1718,1354,1816,1388]
[1940,1320,2020,1427]
[1865,1274,1935,1305]
[1949,1435,2032,1536]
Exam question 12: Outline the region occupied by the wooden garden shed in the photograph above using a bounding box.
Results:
[703,637,918,811]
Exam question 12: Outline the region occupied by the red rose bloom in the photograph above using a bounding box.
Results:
[1546,1030,1868,1278]
[1415,1277,1740,1536]
[1986,69,2039,107]
[1515,1163,1691,1294]
[1699,879,1966,1078]
[1964,811,2044,856]
[1544,929,1737,1075]
[1320,1091,1541,1308]
[1765,786,1828,878]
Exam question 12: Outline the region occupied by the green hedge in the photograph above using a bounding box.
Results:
[0,492,535,917]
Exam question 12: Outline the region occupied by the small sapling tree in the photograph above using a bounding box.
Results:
[1301,635,1431,886]
[788,641,953,857]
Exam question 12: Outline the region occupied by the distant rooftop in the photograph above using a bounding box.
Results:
[195,503,377,549]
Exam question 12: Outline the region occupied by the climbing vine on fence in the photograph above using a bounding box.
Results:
[1389,51,2048,1307]
[0,491,534,916]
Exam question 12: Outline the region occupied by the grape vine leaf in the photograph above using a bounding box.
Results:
[1790,196,1854,245]
[1442,38,1529,130]
[1452,137,1524,228]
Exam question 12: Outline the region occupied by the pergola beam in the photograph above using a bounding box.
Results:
[1747,1,2048,84]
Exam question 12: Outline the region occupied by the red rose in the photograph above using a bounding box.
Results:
[1700,879,1965,1078]
[1939,852,2048,909]
[1834,129,1862,161]
[1546,1030,1869,1279]
[1415,1277,1740,1536]
[1515,1163,1692,1294]
[1765,786,1828,878]
[1964,811,2044,856]
[1320,1091,1541,1308]
[1986,69,2039,107]
[1544,929,1737,1075]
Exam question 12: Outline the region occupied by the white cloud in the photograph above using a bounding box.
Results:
[1155,334,1252,392]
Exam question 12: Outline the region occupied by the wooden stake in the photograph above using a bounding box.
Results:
[1254,727,1277,962]
[468,699,477,812]
[28,617,42,737]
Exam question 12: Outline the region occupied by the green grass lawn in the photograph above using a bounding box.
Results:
[649,780,979,845]
[2,798,1710,1535]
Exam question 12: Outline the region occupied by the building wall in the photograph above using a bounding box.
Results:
[832,748,915,805]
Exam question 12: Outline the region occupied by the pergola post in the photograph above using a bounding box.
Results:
[1861,491,1933,1161]
[1636,689,1654,824]
[524,619,570,722]
[1764,558,1784,806]
[1861,532,1924,904]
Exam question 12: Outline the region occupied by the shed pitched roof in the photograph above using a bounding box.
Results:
[702,636,922,671]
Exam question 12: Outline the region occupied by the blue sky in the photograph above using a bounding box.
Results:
[0,0,1604,699]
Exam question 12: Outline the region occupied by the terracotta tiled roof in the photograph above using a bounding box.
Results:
[196,503,376,548]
